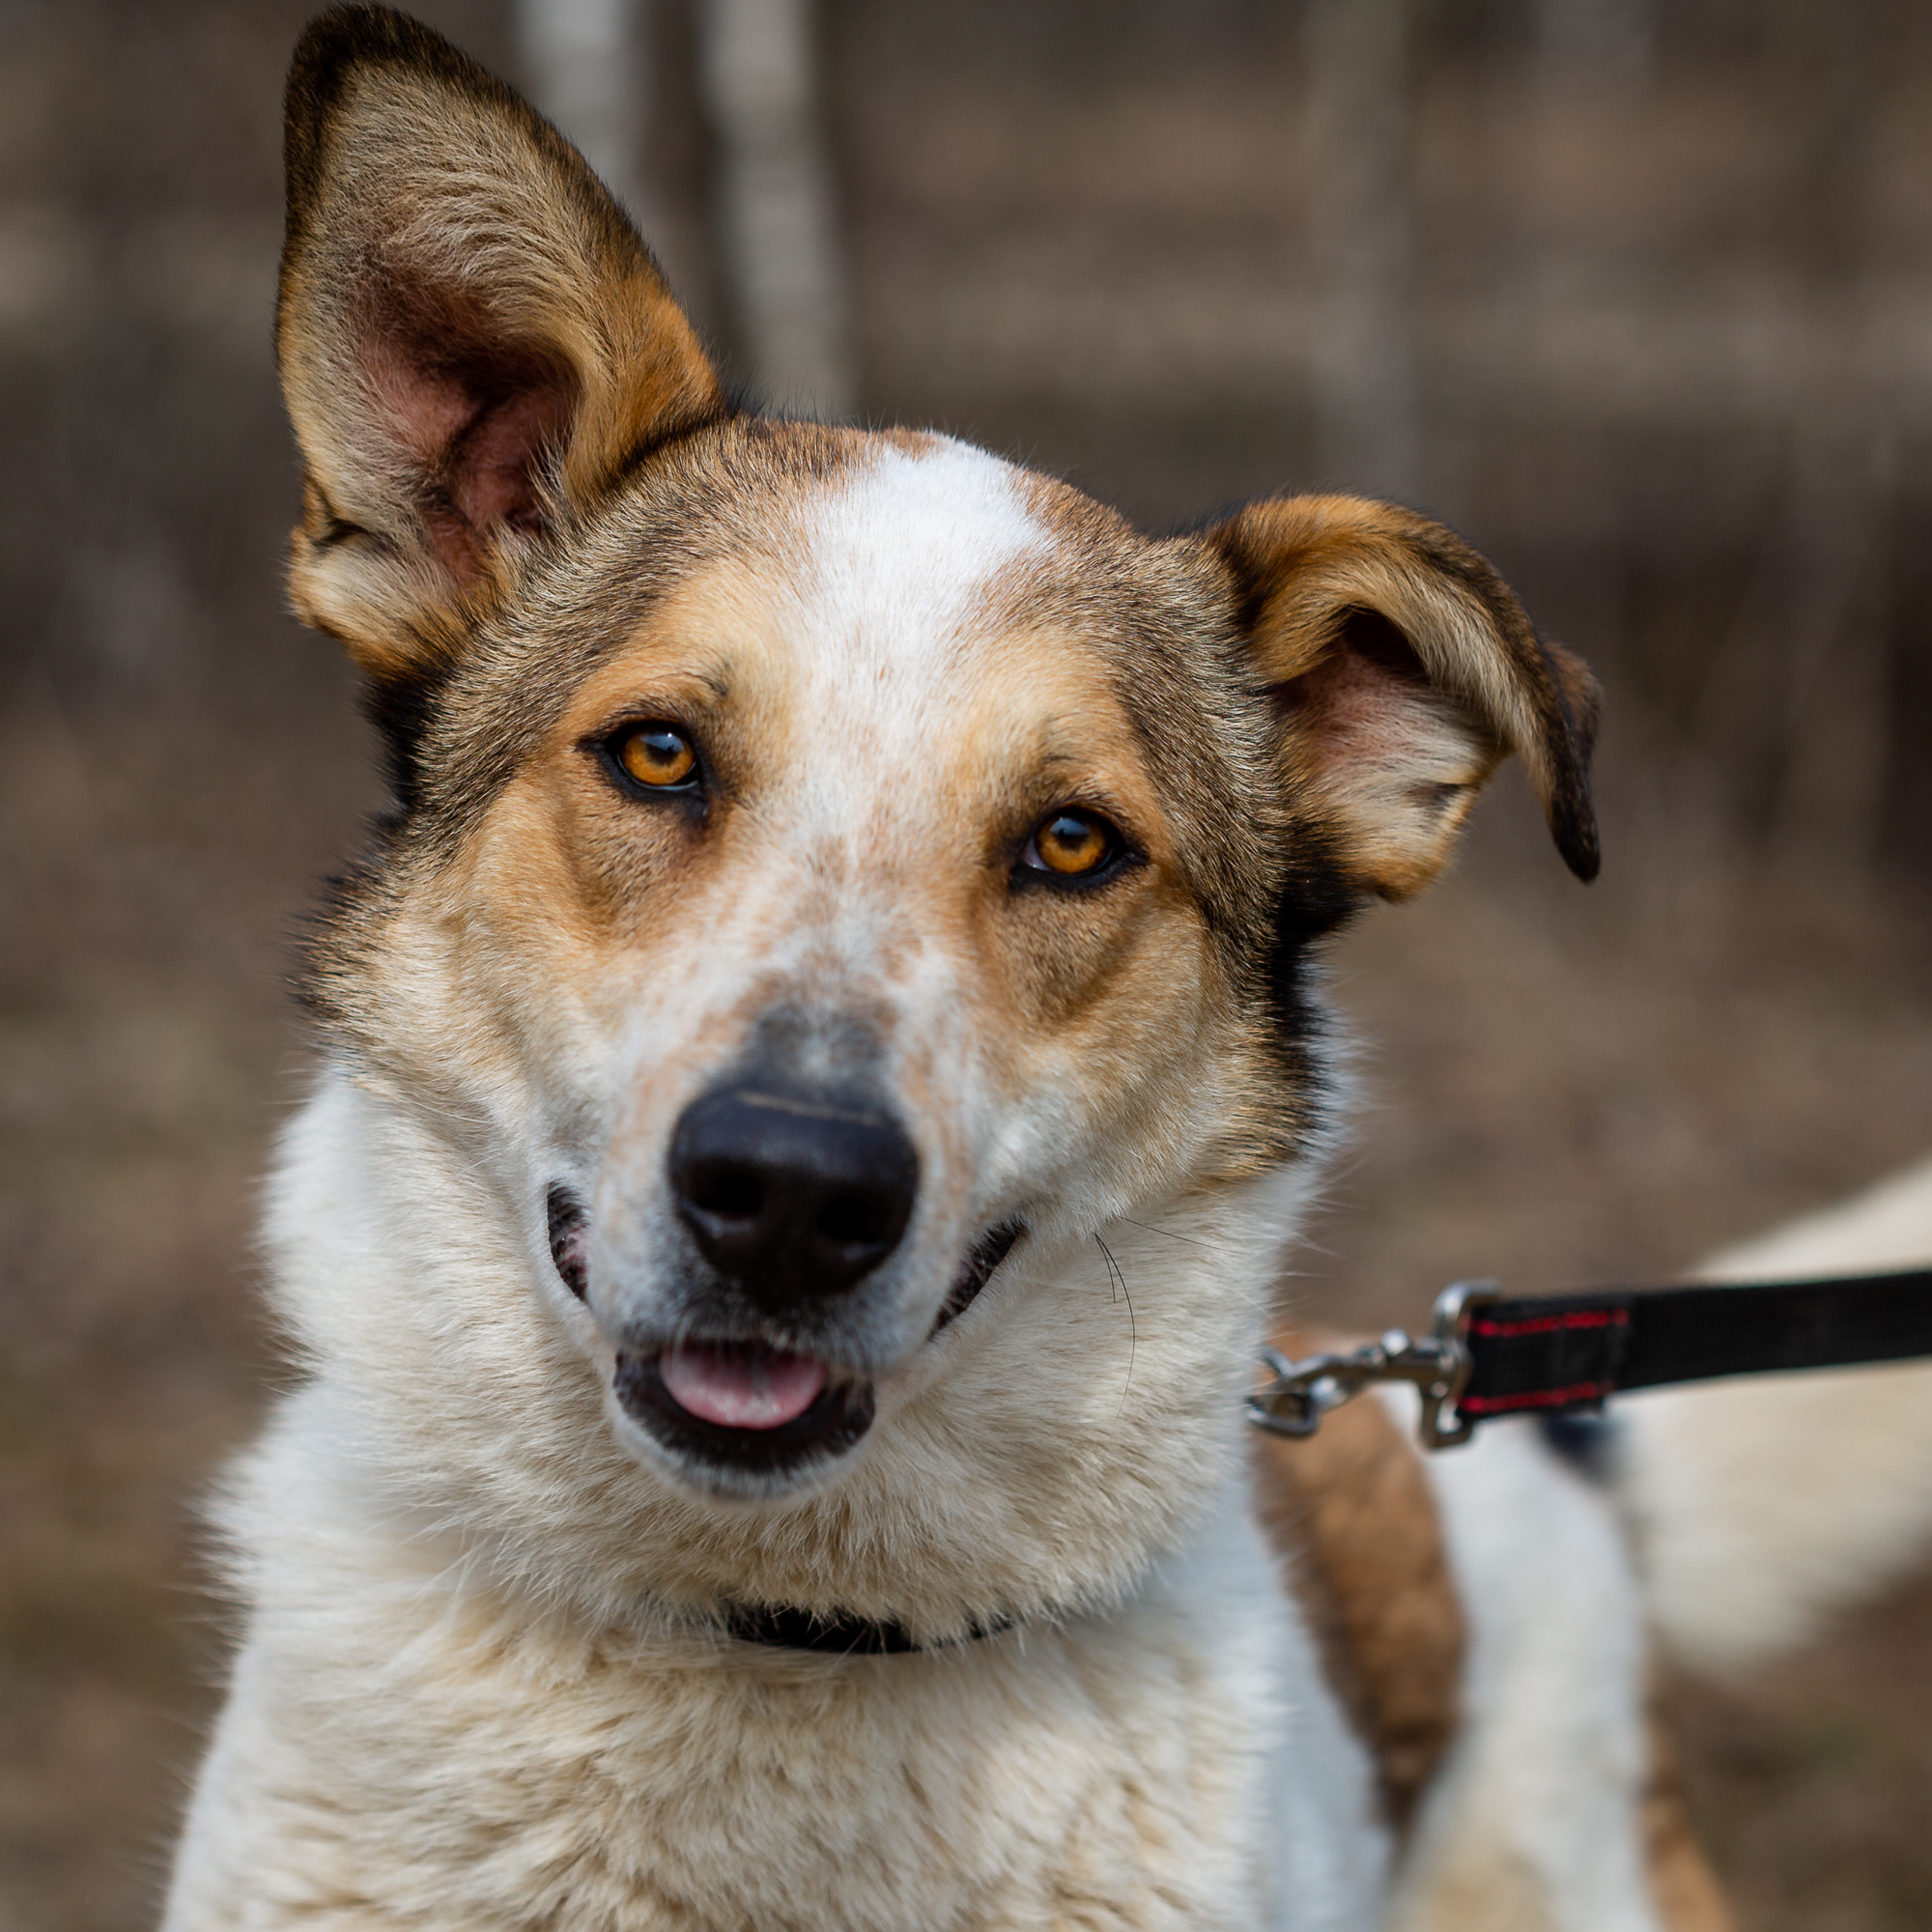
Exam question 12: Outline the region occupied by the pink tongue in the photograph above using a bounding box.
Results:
[659,1346,827,1431]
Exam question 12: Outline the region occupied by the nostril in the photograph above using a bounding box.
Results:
[818,1190,888,1248]
[686,1162,762,1223]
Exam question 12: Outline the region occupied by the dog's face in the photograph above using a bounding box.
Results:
[273,11,1597,1582]
[469,440,1298,1495]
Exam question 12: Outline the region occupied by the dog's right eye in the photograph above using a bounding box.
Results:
[608,723,698,791]
[1018,808,1125,882]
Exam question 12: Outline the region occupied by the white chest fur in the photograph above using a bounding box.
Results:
[166,1410,1385,1931]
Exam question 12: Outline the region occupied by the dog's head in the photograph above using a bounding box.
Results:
[270,8,1596,1620]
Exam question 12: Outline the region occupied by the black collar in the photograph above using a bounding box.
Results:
[722,1604,1015,1655]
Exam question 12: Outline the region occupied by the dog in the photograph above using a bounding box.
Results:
[163,10,1932,1927]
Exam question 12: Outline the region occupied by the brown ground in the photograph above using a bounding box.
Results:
[4,1,1930,1927]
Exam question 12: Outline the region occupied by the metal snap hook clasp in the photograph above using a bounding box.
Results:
[1246,1280,1498,1451]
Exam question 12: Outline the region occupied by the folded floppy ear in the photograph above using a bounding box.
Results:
[1208,495,1600,900]
[277,5,724,673]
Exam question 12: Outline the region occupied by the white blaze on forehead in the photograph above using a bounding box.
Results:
[782,437,1054,710]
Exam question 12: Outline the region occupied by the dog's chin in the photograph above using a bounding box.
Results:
[611,1346,877,1499]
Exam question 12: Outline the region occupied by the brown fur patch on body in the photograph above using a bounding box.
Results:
[1642,1714,1735,1932]
[1252,1332,1467,1833]
[1257,1337,1735,1930]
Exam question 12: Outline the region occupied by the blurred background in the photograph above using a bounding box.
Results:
[3,0,1931,1924]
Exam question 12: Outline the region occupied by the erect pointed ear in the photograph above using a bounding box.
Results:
[1208,495,1600,900]
[277,5,725,673]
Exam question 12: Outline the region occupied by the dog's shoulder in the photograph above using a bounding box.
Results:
[1254,1330,1734,1932]
[1250,1333,1465,1832]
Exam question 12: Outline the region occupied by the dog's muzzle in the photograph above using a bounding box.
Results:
[554,1069,1027,1492]
[555,1075,920,1488]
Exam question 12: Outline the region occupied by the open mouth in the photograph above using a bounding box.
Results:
[614,1342,877,1474]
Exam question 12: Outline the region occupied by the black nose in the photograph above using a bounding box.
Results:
[668,1082,920,1309]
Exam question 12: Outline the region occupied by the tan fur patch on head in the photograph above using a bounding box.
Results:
[1251,1331,1467,1831]
[416,455,1252,1207]
[306,421,1339,1184]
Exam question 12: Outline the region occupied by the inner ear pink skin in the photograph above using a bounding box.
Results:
[361,281,579,581]
[1279,612,1447,770]
[446,383,576,537]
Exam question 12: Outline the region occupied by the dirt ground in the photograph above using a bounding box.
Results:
[4,1,1931,1927]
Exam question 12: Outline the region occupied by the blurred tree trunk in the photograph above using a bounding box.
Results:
[1692,406,1891,881]
[1772,413,1895,876]
[1303,0,1417,504]
[698,0,855,416]
[515,0,662,239]
[1533,0,1652,92]
[1682,6,1893,882]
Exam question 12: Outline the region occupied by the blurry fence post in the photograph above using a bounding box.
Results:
[1303,0,1418,504]
[515,0,668,243]
[1772,406,1894,878]
[697,0,855,417]
[1694,400,1893,882]
[1693,9,1889,881]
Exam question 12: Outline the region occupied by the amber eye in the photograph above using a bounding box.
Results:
[612,724,697,790]
[1025,810,1117,878]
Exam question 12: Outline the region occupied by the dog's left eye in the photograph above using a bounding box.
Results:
[1020,810,1122,880]
[609,723,698,791]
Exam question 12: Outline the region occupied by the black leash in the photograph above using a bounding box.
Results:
[1249,1266,1932,1450]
